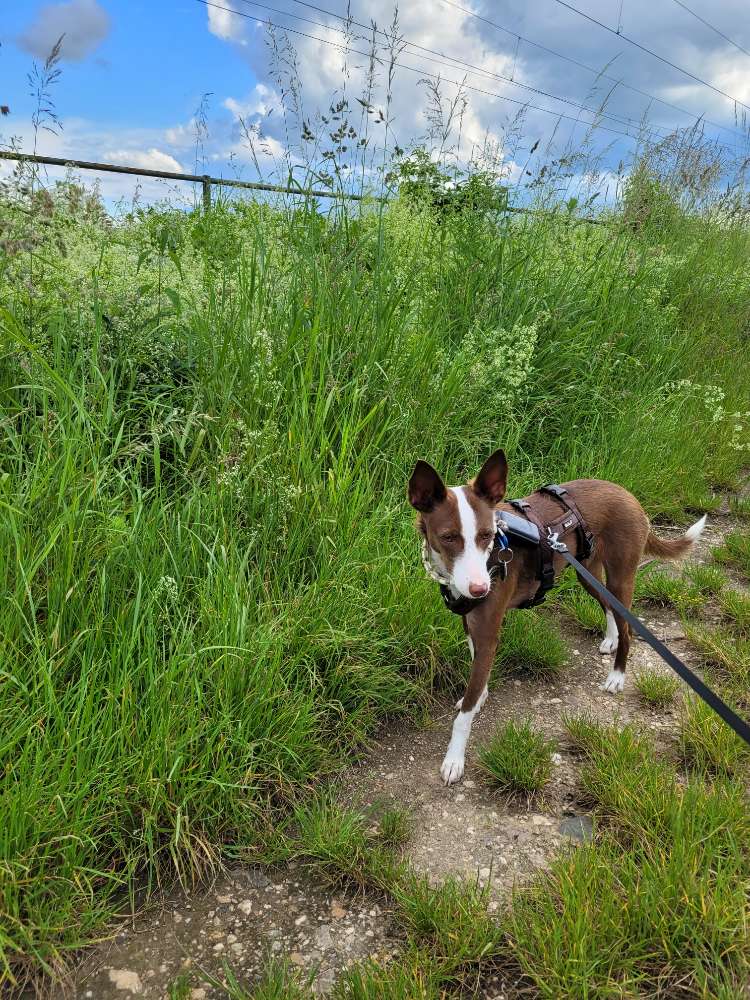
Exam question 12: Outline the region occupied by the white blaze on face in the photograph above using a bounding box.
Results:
[448,487,491,599]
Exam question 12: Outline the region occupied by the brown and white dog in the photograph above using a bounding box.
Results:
[408,449,706,785]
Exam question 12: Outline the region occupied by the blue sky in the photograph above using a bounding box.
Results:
[4,2,255,129]
[3,0,750,204]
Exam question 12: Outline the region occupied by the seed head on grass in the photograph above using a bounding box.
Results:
[477,720,555,796]
[634,669,679,709]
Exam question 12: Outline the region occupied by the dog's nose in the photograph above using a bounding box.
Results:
[469,581,489,598]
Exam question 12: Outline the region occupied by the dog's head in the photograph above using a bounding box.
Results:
[408,449,508,599]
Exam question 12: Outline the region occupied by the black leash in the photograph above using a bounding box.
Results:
[547,532,750,749]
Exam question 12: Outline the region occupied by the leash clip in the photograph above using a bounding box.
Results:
[547,529,568,553]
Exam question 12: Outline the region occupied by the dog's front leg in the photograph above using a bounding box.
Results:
[440,599,506,785]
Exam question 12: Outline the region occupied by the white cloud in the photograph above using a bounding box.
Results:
[224,84,277,119]
[103,148,184,173]
[18,0,110,62]
[206,4,249,43]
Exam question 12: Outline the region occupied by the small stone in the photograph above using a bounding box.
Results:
[315,924,333,949]
[479,867,491,880]
[548,697,562,704]
[295,914,308,926]
[238,899,253,915]
[190,990,207,1000]
[330,901,346,919]
[464,779,475,788]
[216,894,232,904]
[559,815,594,842]
[551,752,563,765]
[290,952,305,966]
[107,969,143,994]
[212,942,224,953]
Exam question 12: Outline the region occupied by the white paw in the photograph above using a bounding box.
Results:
[600,670,625,694]
[599,637,619,654]
[455,687,488,712]
[441,752,465,785]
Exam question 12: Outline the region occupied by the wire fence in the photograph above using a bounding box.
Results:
[0,149,609,225]
[0,150,367,208]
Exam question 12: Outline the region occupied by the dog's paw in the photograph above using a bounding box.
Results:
[440,752,465,785]
[599,636,618,654]
[600,670,625,694]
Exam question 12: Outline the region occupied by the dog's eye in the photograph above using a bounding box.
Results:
[478,531,493,543]
[440,533,460,544]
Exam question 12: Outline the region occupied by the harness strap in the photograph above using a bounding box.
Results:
[539,484,594,559]
[511,501,556,608]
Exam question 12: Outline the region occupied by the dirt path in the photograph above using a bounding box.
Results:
[57,504,745,999]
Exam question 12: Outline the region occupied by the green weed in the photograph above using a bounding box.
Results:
[685,624,750,686]
[718,588,750,634]
[684,562,727,595]
[477,720,555,795]
[713,531,750,580]
[679,695,750,777]
[729,496,750,520]
[634,567,705,613]
[634,669,679,708]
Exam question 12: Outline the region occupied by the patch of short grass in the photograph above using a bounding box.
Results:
[375,806,412,851]
[495,611,568,678]
[477,720,555,796]
[713,531,750,580]
[291,796,405,891]
[392,872,503,969]
[633,669,679,709]
[331,950,444,999]
[679,695,750,777]
[505,717,750,996]
[729,496,750,520]
[554,584,606,632]
[189,955,316,999]
[683,562,727,596]
[634,567,705,614]
[718,588,750,635]
[685,623,750,687]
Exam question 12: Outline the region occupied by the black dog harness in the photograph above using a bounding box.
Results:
[438,483,594,616]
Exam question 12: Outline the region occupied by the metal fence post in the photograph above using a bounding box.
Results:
[202,175,211,212]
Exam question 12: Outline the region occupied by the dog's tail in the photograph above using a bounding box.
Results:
[645,514,707,560]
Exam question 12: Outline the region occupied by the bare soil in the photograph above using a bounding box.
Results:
[56,501,747,999]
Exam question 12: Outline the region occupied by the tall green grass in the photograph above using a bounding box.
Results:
[1,133,749,987]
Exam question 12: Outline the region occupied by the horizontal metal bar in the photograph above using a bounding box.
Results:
[0,151,364,200]
[0,150,604,223]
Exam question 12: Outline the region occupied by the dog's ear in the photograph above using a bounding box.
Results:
[473,449,508,505]
[408,461,447,512]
